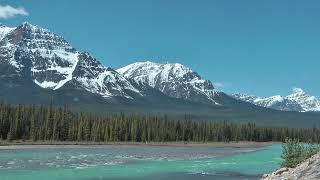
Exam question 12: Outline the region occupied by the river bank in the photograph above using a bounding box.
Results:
[261,151,320,180]
[0,141,274,149]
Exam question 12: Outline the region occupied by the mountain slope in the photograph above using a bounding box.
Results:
[0,24,14,41]
[233,88,320,112]
[117,61,218,104]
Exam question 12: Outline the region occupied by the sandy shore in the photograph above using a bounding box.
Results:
[0,141,275,149]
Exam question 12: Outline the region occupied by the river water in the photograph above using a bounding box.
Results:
[0,144,282,180]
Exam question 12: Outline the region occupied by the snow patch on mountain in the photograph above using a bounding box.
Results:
[53,53,79,90]
[34,80,58,89]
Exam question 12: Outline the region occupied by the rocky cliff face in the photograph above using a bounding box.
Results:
[262,152,320,180]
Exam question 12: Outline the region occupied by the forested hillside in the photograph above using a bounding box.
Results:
[1,102,320,143]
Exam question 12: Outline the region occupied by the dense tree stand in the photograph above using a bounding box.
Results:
[0,102,320,143]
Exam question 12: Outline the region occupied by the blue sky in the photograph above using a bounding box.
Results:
[1,0,319,97]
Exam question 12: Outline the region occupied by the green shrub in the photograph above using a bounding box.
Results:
[281,138,320,168]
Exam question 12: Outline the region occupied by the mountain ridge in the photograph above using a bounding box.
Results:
[117,61,219,104]
[0,22,220,104]
[233,88,320,112]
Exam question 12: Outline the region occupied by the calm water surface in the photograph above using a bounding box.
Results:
[0,144,282,180]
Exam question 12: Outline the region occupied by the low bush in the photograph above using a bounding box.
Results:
[281,138,320,168]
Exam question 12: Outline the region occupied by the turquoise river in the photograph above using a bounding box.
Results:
[0,144,282,180]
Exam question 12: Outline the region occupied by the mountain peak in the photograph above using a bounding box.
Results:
[20,21,35,29]
[117,62,218,104]
[18,21,50,33]
[117,61,196,84]
[22,21,32,26]
[129,61,187,68]
[292,88,305,95]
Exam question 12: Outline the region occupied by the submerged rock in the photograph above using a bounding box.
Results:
[261,152,320,180]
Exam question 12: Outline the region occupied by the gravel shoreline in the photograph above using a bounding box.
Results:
[0,141,274,149]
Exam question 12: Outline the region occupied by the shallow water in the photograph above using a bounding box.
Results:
[0,144,282,180]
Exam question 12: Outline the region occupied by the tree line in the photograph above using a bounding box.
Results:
[1,102,320,143]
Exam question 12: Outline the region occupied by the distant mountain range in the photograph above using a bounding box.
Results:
[0,22,319,127]
[233,88,320,112]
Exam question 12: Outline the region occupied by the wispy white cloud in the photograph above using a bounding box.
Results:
[0,5,28,19]
[213,82,224,89]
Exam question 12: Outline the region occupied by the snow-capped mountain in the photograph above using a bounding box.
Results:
[117,61,219,104]
[1,22,320,128]
[233,88,320,112]
[0,22,221,104]
[1,21,320,125]
[0,22,141,99]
